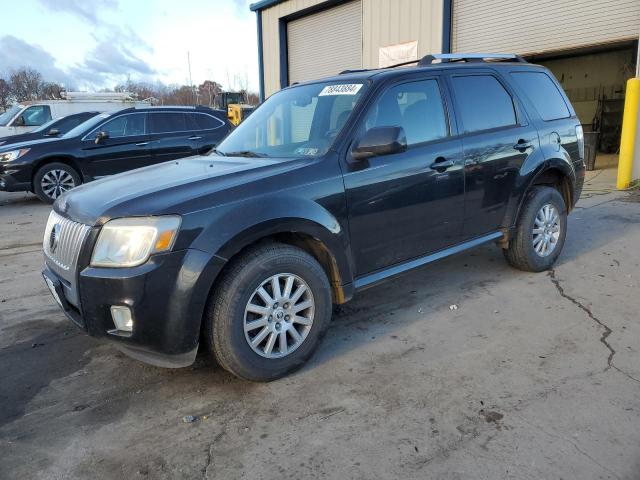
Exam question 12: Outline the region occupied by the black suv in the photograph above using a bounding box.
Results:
[0,106,232,203]
[42,54,585,381]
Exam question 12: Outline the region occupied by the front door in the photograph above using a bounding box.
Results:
[343,77,465,276]
[447,72,540,238]
[81,112,151,178]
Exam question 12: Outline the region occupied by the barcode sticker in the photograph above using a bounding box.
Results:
[319,84,363,96]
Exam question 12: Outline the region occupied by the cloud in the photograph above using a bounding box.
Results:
[0,35,75,87]
[36,0,118,25]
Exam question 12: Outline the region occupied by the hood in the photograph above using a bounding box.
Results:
[56,155,307,225]
[0,135,65,152]
[0,131,46,147]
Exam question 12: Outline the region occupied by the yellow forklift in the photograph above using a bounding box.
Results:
[214,91,255,126]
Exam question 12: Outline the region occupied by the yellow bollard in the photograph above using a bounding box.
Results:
[617,78,640,190]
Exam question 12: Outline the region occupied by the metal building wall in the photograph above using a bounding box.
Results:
[362,0,443,69]
[259,0,444,97]
[452,0,640,55]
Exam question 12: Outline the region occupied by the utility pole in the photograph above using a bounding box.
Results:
[187,51,195,105]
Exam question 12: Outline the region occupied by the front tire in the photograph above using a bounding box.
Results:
[504,186,567,272]
[205,243,332,381]
[33,162,81,204]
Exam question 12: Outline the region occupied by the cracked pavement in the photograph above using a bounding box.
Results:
[1,185,639,480]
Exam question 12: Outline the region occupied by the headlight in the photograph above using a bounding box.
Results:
[0,148,30,162]
[91,216,181,268]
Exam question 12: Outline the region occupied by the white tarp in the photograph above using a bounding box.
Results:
[378,41,418,68]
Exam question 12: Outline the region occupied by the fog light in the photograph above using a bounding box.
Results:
[111,306,133,332]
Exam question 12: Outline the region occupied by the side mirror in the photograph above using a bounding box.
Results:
[95,131,109,144]
[46,128,60,136]
[351,126,407,161]
[14,116,25,127]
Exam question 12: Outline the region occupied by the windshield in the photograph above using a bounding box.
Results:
[63,113,111,139]
[33,117,60,133]
[216,81,367,158]
[0,105,23,126]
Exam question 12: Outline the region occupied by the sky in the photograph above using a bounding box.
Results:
[0,0,259,92]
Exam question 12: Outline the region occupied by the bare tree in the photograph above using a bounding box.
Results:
[0,78,11,111]
[9,68,43,102]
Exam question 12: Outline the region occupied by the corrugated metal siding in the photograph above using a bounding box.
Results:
[260,0,444,97]
[261,0,327,97]
[452,0,640,55]
[362,0,443,68]
[288,1,362,84]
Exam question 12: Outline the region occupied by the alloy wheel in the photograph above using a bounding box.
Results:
[532,203,560,257]
[41,169,76,200]
[243,273,315,359]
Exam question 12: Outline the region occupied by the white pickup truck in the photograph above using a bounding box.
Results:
[0,92,151,138]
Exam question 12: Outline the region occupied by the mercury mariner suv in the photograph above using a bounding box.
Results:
[42,53,585,381]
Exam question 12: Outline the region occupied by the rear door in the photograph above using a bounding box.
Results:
[185,112,230,154]
[80,112,151,178]
[149,112,199,163]
[446,70,540,238]
[343,75,466,276]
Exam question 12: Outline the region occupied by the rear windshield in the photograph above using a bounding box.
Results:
[510,71,571,121]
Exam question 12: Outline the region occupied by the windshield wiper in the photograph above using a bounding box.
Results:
[225,150,269,158]
[209,148,226,156]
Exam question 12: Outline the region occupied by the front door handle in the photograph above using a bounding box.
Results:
[429,158,454,172]
[188,136,202,140]
[513,140,533,151]
[135,142,149,146]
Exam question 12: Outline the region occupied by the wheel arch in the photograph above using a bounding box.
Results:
[501,159,575,248]
[213,217,353,305]
[31,156,84,189]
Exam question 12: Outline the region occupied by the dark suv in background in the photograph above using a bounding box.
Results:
[0,106,232,202]
[42,54,585,381]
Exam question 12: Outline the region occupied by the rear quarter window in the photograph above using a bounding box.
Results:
[510,71,571,121]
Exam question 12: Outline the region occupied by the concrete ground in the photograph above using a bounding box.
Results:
[1,171,639,480]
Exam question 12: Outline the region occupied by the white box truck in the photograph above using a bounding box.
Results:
[0,92,151,138]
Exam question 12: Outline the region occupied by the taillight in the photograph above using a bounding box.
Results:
[575,125,584,160]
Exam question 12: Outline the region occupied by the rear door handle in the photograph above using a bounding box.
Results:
[513,141,533,151]
[135,142,149,146]
[429,158,454,171]
[188,136,202,140]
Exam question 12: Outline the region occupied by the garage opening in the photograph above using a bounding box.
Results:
[528,41,638,170]
[287,0,362,85]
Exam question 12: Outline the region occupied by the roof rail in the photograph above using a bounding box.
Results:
[338,53,526,76]
[417,53,527,66]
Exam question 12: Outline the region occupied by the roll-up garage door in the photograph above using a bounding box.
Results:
[287,0,362,85]
[452,0,640,55]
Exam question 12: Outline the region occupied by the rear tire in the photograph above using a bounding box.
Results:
[33,162,81,204]
[504,186,567,272]
[205,242,332,381]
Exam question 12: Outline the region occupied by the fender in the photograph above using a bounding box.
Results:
[503,156,576,232]
[189,193,355,293]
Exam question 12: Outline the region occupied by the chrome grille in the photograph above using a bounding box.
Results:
[43,211,91,272]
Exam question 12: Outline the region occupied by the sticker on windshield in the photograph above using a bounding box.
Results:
[319,84,363,96]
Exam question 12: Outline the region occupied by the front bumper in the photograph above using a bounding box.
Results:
[43,248,225,368]
[0,162,32,192]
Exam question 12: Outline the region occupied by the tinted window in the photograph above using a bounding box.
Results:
[452,75,516,133]
[20,106,52,126]
[365,79,448,145]
[150,113,188,133]
[189,113,223,130]
[510,71,570,121]
[94,114,146,138]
